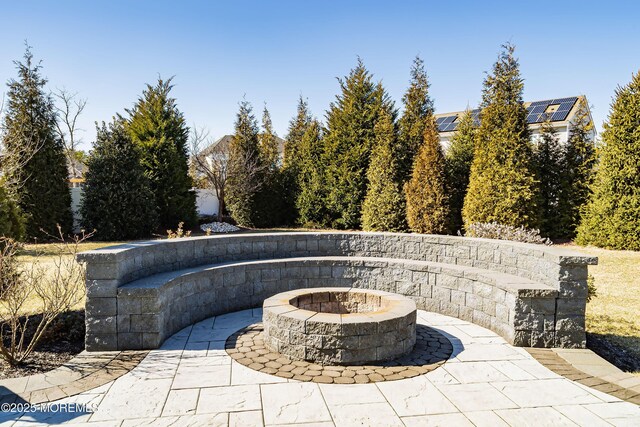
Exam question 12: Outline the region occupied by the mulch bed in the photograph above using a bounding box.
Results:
[587,333,640,374]
[0,310,85,380]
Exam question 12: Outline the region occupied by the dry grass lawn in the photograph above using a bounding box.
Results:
[566,244,640,375]
[12,241,125,314]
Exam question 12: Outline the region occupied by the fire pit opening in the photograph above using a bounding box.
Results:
[263,288,417,365]
[290,290,385,314]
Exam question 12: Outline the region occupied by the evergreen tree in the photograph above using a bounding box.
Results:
[1,46,72,239]
[226,100,264,227]
[576,72,640,250]
[398,56,434,183]
[557,98,596,238]
[81,120,158,240]
[254,105,285,227]
[0,183,25,239]
[445,109,476,233]
[462,44,539,229]
[281,97,312,224]
[296,120,328,226]
[125,77,197,230]
[362,109,407,232]
[533,119,564,237]
[323,59,393,229]
[405,117,450,234]
[259,105,280,171]
[283,96,312,170]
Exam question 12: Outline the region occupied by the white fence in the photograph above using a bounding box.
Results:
[70,187,220,231]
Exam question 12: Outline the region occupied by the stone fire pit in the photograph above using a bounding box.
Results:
[263,288,417,365]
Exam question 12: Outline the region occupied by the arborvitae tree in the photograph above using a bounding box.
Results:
[323,59,393,229]
[445,110,476,233]
[557,98,596,239]
[81,120,158,240]
[254,105,285,227]
[283,96,312,170]
[398,56,434,183]
[226,100,265,227]
[462,44,539,229]
[0,183,25,239]
[296,120,328,226]
[362,109,407,232]
[405,118,450,234]
[259,106,279,171]
[1,46,72,239]
[125,77,197,230]
[282,97,312,224]
[576,72,640,250]
[534,119,564,237]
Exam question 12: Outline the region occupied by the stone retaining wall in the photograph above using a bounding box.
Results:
[77,232,597,351]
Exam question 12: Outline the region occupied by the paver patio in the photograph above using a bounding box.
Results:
[2,309,639,426]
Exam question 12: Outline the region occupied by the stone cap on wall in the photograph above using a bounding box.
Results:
[77,231,598,266]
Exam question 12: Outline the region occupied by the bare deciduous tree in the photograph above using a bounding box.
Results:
[190,126,230,221]
[53,88,87,178]
[0,226,93,366]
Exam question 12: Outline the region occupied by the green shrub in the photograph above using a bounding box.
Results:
[80,120,158,240]
[405,118,450,234]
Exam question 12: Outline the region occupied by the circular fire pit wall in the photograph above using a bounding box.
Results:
[263,288,417,365]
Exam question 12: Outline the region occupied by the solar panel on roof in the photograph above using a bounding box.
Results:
[552,97,577,104]
[551,111,570,121]
[436,97,579,133]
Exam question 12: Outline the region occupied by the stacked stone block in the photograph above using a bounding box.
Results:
[263,288,417,365]
[77,232,597,351]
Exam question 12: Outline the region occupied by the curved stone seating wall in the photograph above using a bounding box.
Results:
[77,232,597,352]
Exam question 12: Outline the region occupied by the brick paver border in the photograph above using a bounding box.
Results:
[226,323,453,384]
[526,348,640,405]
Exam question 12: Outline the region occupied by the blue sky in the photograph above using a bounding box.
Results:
[1,0,639,150]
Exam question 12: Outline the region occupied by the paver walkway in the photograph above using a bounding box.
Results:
[1,309,639,426]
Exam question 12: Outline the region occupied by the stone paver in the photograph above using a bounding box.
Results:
[226,322,452,384]
[526,347,640,405]
[0,350,147,405]
[1,308,638,426]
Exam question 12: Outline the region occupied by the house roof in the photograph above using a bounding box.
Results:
[435,95,589,133]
